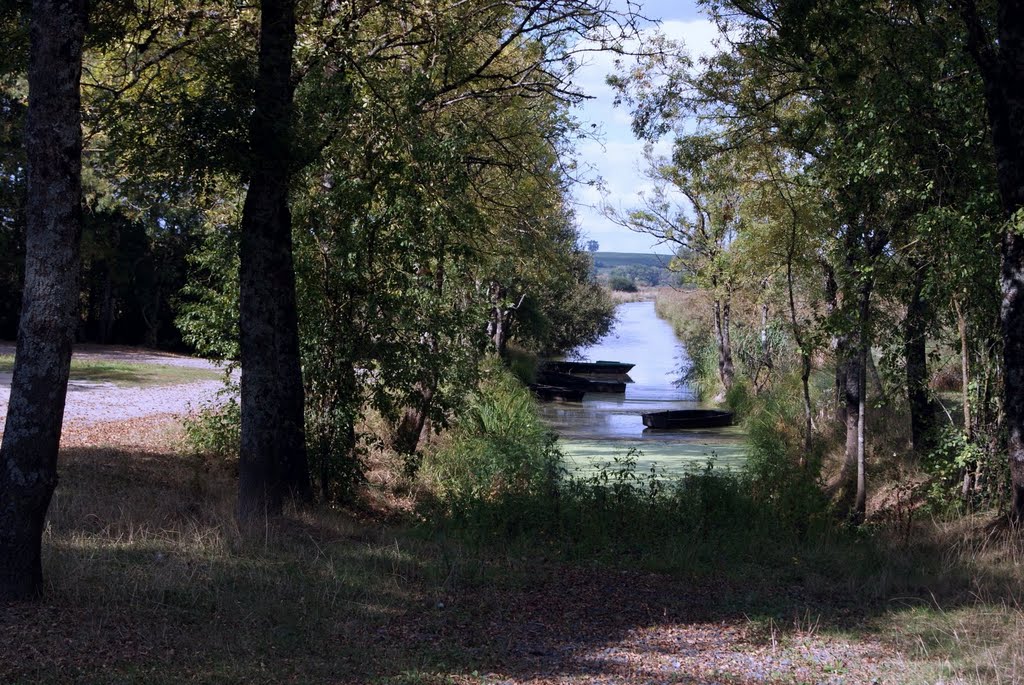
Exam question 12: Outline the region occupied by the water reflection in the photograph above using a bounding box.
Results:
[537,300,746,474]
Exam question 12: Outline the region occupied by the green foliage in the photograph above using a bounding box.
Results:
[724,379,754,417]
[183,392,240,461]
[175,218,241,361]
[743,387,828,530]
[921,426,1006,514]
[608,268,638,292]
[423,360,561,506]
[421,352,837,575]
[504,346,538,385]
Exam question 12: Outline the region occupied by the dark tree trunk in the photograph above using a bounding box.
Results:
[391,382,435,455]
[905,278,932,454]
[712,292,735,394]
[960,0,1024,521]
[0,0,86,601]
[853,284,871,524]
[238,0,311,524]
[841,338,862,499]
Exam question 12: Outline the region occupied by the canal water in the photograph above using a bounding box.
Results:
[537,300,746,477]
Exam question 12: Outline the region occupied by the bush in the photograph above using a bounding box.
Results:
[183,393,240,460]
[922,425,1007,514]
[422,359,561,507]
[504,345,538,385]
[608,268,638,292]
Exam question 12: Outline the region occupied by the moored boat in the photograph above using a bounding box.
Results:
[535,370,626,393]
[528,384,586,402]
[641,409,734,429]
[542,360,635,375]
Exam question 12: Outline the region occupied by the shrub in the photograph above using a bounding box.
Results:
[608,268,638,292]
[504,345,538,385]
[922,425,1007,514]
[183,392,240,461]
[422,359,561,506]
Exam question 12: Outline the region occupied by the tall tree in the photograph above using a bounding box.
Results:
[0,0,87,599]
[959,0,1024,521]
[238,0,311,522]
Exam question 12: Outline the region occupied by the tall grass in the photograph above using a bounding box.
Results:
[421,357,561,506]
[654,289,724,401]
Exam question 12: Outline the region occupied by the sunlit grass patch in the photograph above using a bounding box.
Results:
[0,354,220,387]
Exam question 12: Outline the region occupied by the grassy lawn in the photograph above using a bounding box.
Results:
[0,355,221,387]
[1,417,1022,683]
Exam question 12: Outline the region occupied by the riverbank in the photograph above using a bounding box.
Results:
[6,413,1010,684]
[4,351,1024,681]
[537,299,745,477]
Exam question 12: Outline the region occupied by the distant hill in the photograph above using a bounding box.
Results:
[590,252,674,270]
[590,252,677,288]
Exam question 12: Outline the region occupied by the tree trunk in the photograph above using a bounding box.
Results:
[722,292,735,389]
[841,336,862,500]
[823,261,846,427]
[954,299,975,497]
[491,306,510,357]
[853,291,870,524]
[759,291,772,371]
[0,0,86,600]
[905,278,932,454]
[787,257,813,464]
[713,293,735,394]
[961,0,1024,521]
[955,299,973,435]
[391,382,435,455]
[238,0,311,524]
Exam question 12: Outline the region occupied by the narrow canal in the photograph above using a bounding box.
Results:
[537,300,746,476]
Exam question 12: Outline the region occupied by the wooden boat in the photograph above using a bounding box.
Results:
[542,360,635,375]
[641,409,734,429]
[528,384,585,402]
[535,370,626,393]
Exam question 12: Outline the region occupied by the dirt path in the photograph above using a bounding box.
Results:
[0,343,232,426]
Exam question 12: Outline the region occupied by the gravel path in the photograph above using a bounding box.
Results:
[0,343,234,426]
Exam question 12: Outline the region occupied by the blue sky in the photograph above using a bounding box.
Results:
[569,0,720,254]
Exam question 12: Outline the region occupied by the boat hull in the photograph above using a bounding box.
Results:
[535,371,626,393]
[641,409,734,429]
[542,360,635,375]
[529,384,585,402]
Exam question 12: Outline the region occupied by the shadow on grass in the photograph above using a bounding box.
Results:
[2,441,1021,684]
[0,357,220,388]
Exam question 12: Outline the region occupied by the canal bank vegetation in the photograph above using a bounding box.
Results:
[594,0,1024,675]
[604,0,1020,526]
[15,356,1024,681]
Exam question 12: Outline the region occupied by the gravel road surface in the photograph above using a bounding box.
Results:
[0,343,233,426]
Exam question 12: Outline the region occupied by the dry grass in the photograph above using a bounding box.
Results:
[605,286,659,303]
[3,417,450,683]
[3,417,1024,682]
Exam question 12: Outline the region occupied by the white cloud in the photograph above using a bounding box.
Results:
[566,16,724,253]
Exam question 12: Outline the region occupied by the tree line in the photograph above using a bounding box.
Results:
[608,0,1024,522]
[0,0,633,600]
